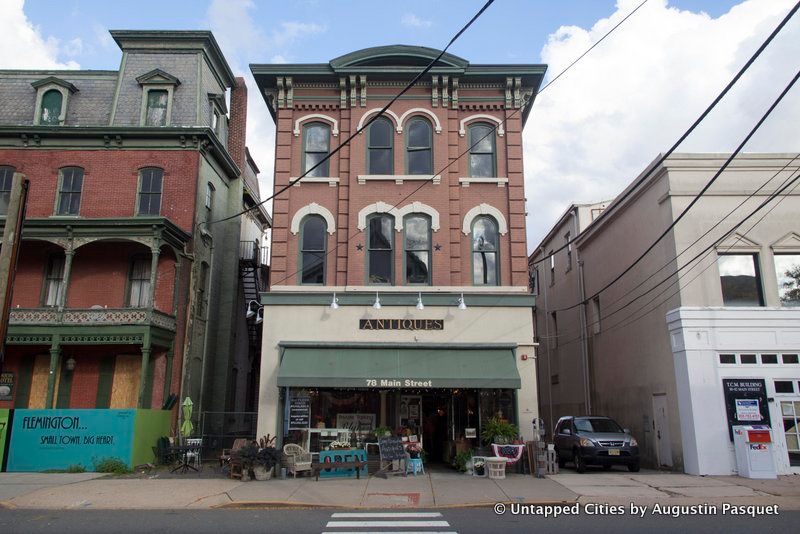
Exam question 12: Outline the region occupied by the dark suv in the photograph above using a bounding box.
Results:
[554,416,640,473]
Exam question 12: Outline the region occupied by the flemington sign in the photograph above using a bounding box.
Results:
[359,319,444,330]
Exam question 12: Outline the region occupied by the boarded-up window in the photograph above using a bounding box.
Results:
[145,90,168,126]
[40,89,63,125]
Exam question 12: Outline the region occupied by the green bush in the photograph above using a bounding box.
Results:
[67,464,86,473]
[481,417,519,445]
[454,450,474,472]
[93,457,131,474]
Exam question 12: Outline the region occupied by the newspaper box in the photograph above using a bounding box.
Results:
[732,425,776,479]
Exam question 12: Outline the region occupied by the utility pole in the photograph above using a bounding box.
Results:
[0,172,29,374]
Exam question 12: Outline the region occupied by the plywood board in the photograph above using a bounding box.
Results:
[27,354,51,409]
[109,354,141,409]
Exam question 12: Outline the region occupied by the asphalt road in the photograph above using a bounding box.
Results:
[1,506,797,533]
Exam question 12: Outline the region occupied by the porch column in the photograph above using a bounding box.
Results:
[45,336,61,409]
[57,247,75,311]
[163,341,175,403]
[138,334,151,408]
[148,245,161,308]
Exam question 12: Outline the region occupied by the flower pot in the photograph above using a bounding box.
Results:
[253,465,272,481]
[475,465,485,476]
[409,452,420,459]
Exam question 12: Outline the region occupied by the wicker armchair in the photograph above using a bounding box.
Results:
[283,443,312,478]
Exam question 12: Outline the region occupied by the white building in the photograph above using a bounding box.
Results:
[531,153,800,474]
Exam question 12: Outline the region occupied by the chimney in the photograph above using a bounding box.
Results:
[228,76,248,171]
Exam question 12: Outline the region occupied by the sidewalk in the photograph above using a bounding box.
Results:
[0,469,797,510]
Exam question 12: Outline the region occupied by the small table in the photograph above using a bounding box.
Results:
[485,457,508,480]
[169,445,202,474]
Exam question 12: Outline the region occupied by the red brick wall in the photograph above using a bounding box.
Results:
[12,241,59,307]
[154,246,178,313]
[62,346,103,409]
[228,77,248,171]
[268,87,529,287]
[0,149,200,232]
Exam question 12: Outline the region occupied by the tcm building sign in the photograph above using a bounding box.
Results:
[359,319,444,331]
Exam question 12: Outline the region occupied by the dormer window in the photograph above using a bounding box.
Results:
[136,69,180,127]
[31,77,78,126]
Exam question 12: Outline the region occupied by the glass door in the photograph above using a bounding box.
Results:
[781,400,800,469]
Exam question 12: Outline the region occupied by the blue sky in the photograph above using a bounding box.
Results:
[4,0,798,248]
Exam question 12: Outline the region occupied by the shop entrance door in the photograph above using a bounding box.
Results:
[652,394,673,468]
[421,392,450,464]
[780,398,800,473]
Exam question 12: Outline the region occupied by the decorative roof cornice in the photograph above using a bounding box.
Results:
[31,76,78,93]
[136,68,181,86]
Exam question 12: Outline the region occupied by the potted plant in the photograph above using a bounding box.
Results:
[406,442,422,459]
[231,443,259,481]
[481,417,519,445]
[473,458,486,476]
[253,446,281,481]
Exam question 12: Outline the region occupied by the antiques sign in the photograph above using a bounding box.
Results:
[359,319,443,331]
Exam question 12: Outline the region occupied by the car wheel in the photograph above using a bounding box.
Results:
[628,462,640,473]
[574,450,586,473]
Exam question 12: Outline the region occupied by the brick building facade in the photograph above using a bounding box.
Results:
[251,46,544,459]
[0,31,269,429]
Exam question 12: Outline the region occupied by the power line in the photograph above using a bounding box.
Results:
[552,67,800,313]
[268,0,650,286]
[207,0,495,227]
[530,0,800,268]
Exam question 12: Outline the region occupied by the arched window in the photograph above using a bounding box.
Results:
[40,89,63,125]
[300,215,327,285]
[468,123,496,177]
[0,165,16,216]
[472,216,499,285]
[56,167,84,216]
[302,122,330,177]
[367,213,394,284]
[406,118,432,175]
[138,167,163,216]
[404,214,431,285]
[367,117,393,174]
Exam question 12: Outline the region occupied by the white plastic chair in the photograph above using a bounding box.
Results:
[185,438,203,469]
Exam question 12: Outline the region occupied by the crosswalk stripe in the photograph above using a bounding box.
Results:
[322,532,457,534]
[331,512,443,518]
[325,520,451,528]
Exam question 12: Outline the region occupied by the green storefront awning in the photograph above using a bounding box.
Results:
[277,346,521,389]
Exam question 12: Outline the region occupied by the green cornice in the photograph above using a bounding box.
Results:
[261,292,535,308]
[0,126,240,179]
[330,46,469,70]
[279,341,518,350]
[7,217,192,250]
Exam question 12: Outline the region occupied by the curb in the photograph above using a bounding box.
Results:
[214,499,576,510]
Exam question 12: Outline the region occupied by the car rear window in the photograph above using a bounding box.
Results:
[575,418,623,433]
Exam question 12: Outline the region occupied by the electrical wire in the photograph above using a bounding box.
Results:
[529,0,800,267]
[206,0,495,227]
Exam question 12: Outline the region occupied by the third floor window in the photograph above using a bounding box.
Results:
[303,123,330,177]
[56,167,84,216]
[145,90,168,126]
[367,117,393,174]
[0,166,15,216]
[406,118,432,175]
[138,167,163,216]
[468,123,496,177]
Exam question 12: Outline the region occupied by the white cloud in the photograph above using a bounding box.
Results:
[270,21,326,48]
[63,38,83,57]
[401,13,433,28]
[93,23,114,49]
[525,0,800,250]
[0,0,80,68]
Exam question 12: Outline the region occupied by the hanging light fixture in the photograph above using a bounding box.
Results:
[457,293,467,310]
[255,307,264,325]
[416,292,425,310]
[245,299,260,319]
[373,292,381,310]
[330,292,339,310]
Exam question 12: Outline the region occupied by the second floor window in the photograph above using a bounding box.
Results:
[468,123,496,177]
[128,257,152,307]
[368,214,394,284]
[300,215,326,284]
[303,123,330,177]
[40,89,63,125]
[145,90,168,126]
[406,118,432,175]
[774,253,800,307]
[0,166,15,216]
[138,168,163,216]
[56,167,84,216]
[367,117,393,174]
[404,215,430,284]
[472,216,499,285]
[718,253,764,306]
[43,254,65,307]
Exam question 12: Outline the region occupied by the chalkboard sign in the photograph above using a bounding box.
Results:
[722,378,771,440]
[378,436,405,461]
[289,396,310,430]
